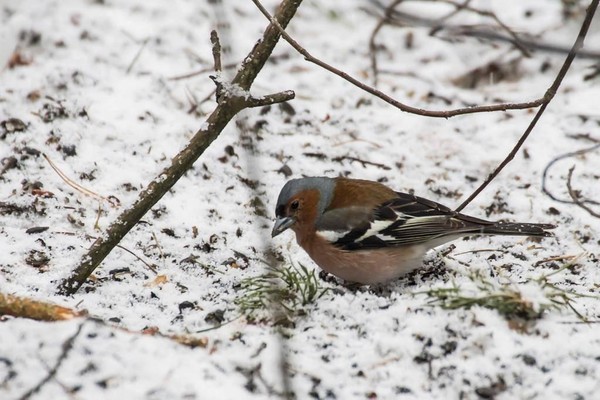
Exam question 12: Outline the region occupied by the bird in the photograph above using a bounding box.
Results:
[271,177,555,285]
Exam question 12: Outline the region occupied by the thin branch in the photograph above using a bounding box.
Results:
[427,0,532,57]
[0,293,84,321]
[455,0,599,212]
[566,165,600,218]
[429,0,472,30]
[43,153,119,207]
[368,0,403,86]
[541,143,600,204]
[246,90,296,108]
[126,38,150,74]
[18,322,85,400]
[168,61,238,81]
[367,0,600,60]
[332,155,391,170]
[210,30,222,72]
[168,53,290,81]
[116,242,158,274]
[252,0,550,118]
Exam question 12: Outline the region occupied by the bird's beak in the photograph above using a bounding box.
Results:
[271,216,295,237]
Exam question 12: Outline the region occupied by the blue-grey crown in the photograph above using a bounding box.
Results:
[276,177,335,217]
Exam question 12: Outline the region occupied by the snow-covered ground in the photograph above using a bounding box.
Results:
[1,0,600,399]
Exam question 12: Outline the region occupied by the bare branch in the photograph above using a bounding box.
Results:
[455,0,599,212]
[566,165,600,218]
[428,0,532,57]
[211,30,222,72]
[542,143,600,205]
[168,62,238,81]
[0,292,83,321]
[252,0,549,118]
[18,322,85,400]
[368,0,403,86]
[368,0,600,60]
[126,38,150,74]
[43,153,118,207]
[56,0,300,296]
[246,90,296,108]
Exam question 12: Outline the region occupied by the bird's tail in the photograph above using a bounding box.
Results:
[480,222,555,237]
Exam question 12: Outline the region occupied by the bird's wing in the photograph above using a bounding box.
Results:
[316,192,493,250]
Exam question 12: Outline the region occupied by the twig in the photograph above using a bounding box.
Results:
[428,0,472,30]
[0,293,84,321]
[368,0,403,86]
[246,91,297,108]
[43,153,118,207]
[56,231,158,274]
[168,61,238,81]
[428,0,532,57]
[18,322,85,400]
[536,252,586,280]
[534,253,581,267]
[93,202,102,230]
[126,38,150,74]
[185,87,217,115]
[566,165,600,218]
[454,0,599,212]
[541,143,600,204]
[211,30,222,72]
[169,53,290,81]
[115,242,158,274]
[367,0,600,60]
[332,155,391,170]
[151,231,165,267]
[252,0,550,118]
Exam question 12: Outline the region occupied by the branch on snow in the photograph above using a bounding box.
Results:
[56,0,300,296]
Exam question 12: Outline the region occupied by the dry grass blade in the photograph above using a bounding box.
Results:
[43,153,119,207]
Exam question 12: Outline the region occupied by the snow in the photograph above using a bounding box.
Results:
[1,0,600,399]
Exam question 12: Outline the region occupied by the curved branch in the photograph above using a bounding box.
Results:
[566,165,600,218]
[542,143,600,204]
[455,0,600,212]
[252,0,548,118]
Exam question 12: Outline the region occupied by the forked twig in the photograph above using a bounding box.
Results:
[566,165,600,218]
[541,143,600,204]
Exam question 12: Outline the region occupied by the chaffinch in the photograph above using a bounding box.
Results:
[272,177,554,285]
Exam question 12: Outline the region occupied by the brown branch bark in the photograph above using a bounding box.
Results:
[56,0,301,295]
[0,292,83,321]
[0,291,220,350]
[210,30,222,72]
[455,0,599,212]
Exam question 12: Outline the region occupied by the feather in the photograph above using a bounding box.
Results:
[320,191,552,251]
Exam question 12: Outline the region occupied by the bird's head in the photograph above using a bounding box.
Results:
[271,177,335,237]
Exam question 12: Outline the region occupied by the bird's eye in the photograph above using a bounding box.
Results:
[290,200,299,210]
